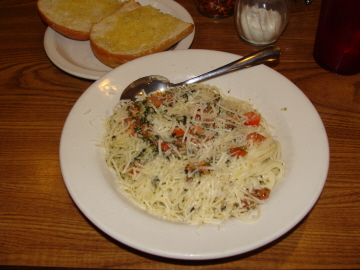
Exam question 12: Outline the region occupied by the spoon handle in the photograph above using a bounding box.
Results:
[173,45,281,86]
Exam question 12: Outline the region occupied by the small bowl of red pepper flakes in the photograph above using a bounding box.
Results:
[194,0,235,19]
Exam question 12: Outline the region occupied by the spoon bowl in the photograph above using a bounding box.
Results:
[120,45,281,101]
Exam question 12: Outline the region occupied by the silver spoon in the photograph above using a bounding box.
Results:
[120,45,281,101]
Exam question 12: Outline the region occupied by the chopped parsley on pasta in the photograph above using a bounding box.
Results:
[103,84,285,225]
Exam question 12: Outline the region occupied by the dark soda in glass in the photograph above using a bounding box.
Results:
[313,0,360,75]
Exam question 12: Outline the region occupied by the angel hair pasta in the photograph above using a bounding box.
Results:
[103,84,285,225]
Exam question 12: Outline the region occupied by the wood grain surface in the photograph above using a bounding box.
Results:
[0,0,359,269]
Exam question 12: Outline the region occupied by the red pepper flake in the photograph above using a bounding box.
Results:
[195,0,235,18]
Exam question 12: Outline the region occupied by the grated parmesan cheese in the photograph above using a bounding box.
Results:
[103,84,285,225]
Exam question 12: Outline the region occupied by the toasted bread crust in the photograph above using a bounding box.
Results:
[37,0,124,41]
[37,7,89,40]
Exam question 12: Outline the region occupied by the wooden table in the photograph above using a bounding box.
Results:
[1,0,359,269]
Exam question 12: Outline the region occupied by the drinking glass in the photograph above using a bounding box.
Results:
[194,0,236,19]
[313,0,360,75]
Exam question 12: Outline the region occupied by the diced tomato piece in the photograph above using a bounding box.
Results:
[198,167,210,175]
[185,161,210,175]
[127,120,140,136]
[205,136,214,142]
[124,117,133,123]
[141,125,152,136]
[147,96,163,108]
[172,127,185,137]
[244,112,261,126]
[161,142,171,152]
[252,188,270,200]
[190,137,200,145]
[127,168,140,174]
[190,124,204,135]
[246,132,266,142]
[185,161,210,182]
[128,105,140,117]
[197,161,210,174]
[196,125,204,135]
[126,165,140,175]
[185,163,195,174]
[229,147,248,157]
[241,200,250,208]
[196,114,214,122]
[174,138,185,146]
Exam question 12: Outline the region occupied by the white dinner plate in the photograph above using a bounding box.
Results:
[44,0,195,80]
[60,49,329,260]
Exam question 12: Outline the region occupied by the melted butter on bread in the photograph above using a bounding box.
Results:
[93,6,190,52]
[90,2,194,67]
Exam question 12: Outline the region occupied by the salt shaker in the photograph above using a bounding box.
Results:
[234,0,290,46]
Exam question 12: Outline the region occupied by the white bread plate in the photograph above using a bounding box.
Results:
[43,0,195,80]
